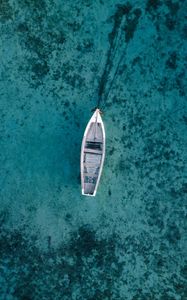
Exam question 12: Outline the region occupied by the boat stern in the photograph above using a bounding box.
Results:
[82,189,96,197]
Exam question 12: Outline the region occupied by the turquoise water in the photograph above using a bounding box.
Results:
[0,0,187,299]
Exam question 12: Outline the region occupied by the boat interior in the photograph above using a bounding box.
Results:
[82,121,104,195]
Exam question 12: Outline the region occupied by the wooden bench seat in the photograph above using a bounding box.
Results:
[86,139,103,143]
[84,148,102,154]
[84,162,100,166]
[84,172,98,177]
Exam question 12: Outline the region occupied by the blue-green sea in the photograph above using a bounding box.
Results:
[0,0,187,299]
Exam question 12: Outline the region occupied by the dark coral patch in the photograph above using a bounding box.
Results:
[124,9,142,43]
[165,0,179,16]
[166,52,177,69]
[166,223,181,244]
[0,227,124,299]
[17,22,29,33]
[31,61,49,78]
[0,0,13,22]
[146,0,161,12]
[165,15,176,30]
[14,1,66,87]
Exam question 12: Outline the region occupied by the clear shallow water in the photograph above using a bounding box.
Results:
[0,0,187,299]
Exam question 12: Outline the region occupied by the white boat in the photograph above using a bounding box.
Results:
[80,108,106,196]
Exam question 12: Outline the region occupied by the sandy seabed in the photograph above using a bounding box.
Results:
[0,0,187,299]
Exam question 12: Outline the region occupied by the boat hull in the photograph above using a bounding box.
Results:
[80,109,105,196]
